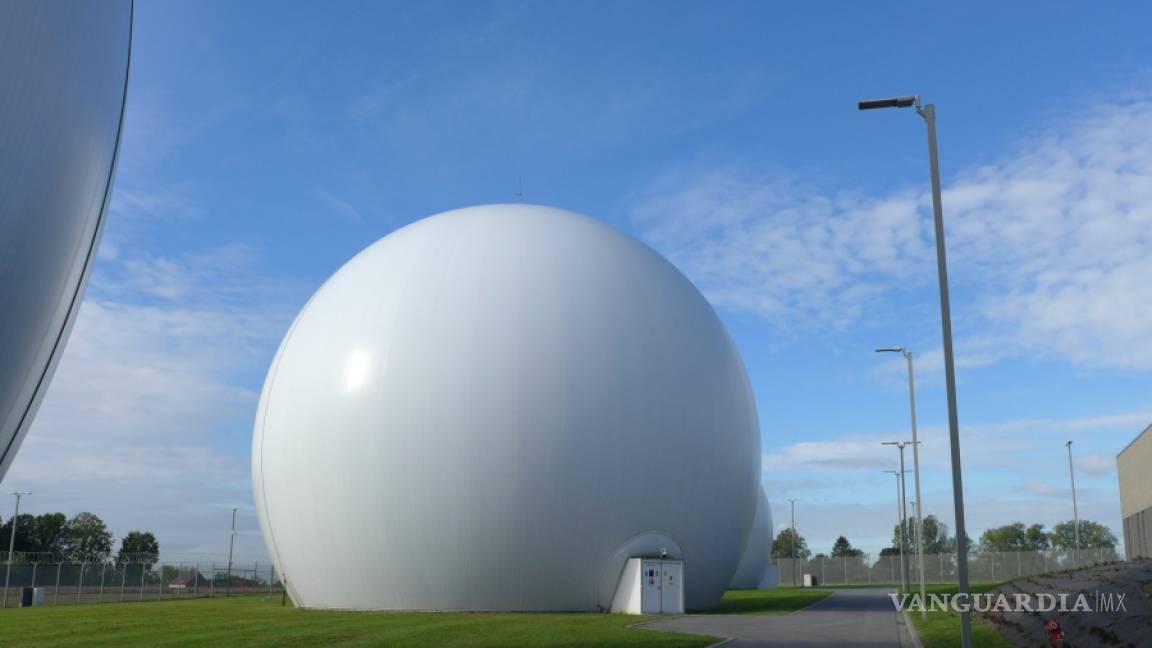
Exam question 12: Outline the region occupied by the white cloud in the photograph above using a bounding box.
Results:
[763,437,895,471]
[0,234,302,562]
[314,188,363,222]
[630,100,1152,368]
[1077,452,1114,476]
[1019,480,1061,497]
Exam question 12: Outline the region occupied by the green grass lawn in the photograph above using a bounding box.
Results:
[704,588,832,614]
[0,596,718,648]
[0,589,834,647]
[904,584,1015,648]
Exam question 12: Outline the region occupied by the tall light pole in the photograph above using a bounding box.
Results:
[787,498,798,587]
[883,442,916,591]
[3,491,30,609]
[882,471,905,589]
[1066,441,1080,555]
[876,347,926,614]
[226,508,237,597]
[860,95,971,647]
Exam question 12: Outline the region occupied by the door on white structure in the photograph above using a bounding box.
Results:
[660,561,684,614]
[640,560,662,614]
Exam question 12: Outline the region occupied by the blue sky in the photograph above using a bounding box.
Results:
[6,1,1152,560]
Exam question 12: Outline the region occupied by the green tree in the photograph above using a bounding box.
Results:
[61,512,113,563]
[1024,523,1050,551]
[771,528,811,559]
[831,535,863,558]
[28,513,68,558]
[891,515,955,553]
[978,522,1053,552]
[0,513,35,556]
[117,531,160,567]
[1,512,70,561]
[1049,520,1117,550]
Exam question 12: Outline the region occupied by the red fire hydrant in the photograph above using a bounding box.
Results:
[1044,617,1065,646]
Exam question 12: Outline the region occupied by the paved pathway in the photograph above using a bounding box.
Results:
[642,589,920,648]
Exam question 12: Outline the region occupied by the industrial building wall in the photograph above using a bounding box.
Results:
[1122,507,1152,559]
[1117,424,1152,559]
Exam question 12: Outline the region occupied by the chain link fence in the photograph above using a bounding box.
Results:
[773,547,1124,587]
[0,553,282,609]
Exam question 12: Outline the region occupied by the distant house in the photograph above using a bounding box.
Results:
[167,573,212,590]
[222,576,261,588]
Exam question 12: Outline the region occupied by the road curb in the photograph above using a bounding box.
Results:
[901,609,925,648]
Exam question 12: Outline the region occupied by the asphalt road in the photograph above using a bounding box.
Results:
[642,588,920,648]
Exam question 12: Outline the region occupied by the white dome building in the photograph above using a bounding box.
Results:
[729,487,777,589]
[253,204,760,611]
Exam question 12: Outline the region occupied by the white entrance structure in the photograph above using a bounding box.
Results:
[611,558,685,615]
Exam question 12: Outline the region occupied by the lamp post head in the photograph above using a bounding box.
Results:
[874,347,905,353]
[858,96,918,111]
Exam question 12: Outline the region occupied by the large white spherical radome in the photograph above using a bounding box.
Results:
[253,204,760,611]
[0,1,131,480]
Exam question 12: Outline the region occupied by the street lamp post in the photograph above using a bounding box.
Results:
[787,498,799,587]
[882,442,916,591]
[882,471,906,589]
[226,508,237,597]
[860,95,971,647]
[3,491,30,609]
[1066,441,1081,559]
[876,347,927,615]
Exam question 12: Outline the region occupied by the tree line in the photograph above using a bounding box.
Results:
[769,514,1118,559]
[1,511,160,565]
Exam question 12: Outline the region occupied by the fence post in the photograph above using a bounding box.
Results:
[157,562,163,600]
[268,565,274,597]
[194,563,199,597]
[890,554,895,584]
[210,562,215,597]
[99,564,106,603]
[867,555,871,584]
[31,562,38,593]
[120,564,126,602]
[820,557,825,585]
[54,563,61,605]
[139,563,145,600]
[76,563,85,603]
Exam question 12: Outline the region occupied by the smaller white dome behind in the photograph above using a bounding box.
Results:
[730,486,775,589]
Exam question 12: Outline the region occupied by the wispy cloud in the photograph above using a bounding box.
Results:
[3,214,305,560]
[631,100,1152,369]
[314,188,363,222]
[1077,452,1114,476]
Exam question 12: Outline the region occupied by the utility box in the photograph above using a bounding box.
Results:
[803,573,819,587]
[610,558,684,615]
[20,587,44,607]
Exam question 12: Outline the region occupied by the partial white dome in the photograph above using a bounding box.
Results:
[730,487,775,589]
[0,1,131,480]
[253,204,760,611]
